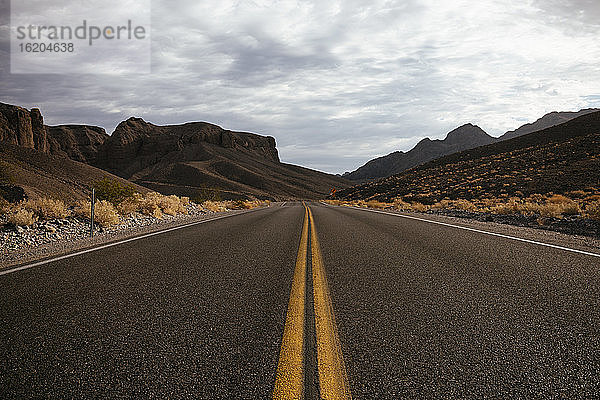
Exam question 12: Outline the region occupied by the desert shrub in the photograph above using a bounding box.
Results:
[74,200,92,219]
[521,202,543,216]
[538,203,564,218]
[7,208,37,226]
[74,200,120,226]
[559,202,581,216]
[546,194,581,216]
[431,199,451,210]
[22,197,69,220]
[138,192,163,218]
[366,200,389,209]
[547,194,572,204]
[586,201,600,221]
[492,201,520,215]
[94,200,121,226]
[117,192,189,218]
[160,195,188,215]
[0,196,9,215]
[393,198,412,210]
[202,201,227,212]
[223,200,264,210]
[355,200,369,208]
[93,178,136,205]
[452,199,477,211]
[117,193,144,215]
[411,202,429,212]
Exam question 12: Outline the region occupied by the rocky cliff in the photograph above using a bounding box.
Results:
[47,125,109,164]
[95,117,280,177]
[0,103,349,200]
[0,103,48,152]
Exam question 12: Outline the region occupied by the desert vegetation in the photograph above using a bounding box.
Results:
[326,188,600,223]
[0,178,270,227]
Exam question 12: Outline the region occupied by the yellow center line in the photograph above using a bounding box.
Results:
[308,207,352,400]
[273,203,309,399]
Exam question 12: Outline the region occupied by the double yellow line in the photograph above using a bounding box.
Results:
[273,204,352,400]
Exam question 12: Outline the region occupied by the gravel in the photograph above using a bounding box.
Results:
[0,203,251,269]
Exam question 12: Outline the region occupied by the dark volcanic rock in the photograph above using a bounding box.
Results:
[47,125,109,163]
[0,103,48,152]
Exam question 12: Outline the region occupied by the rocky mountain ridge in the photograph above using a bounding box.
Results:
[345,108,600,182]
[0,102,349,200]
[344,123,495,182]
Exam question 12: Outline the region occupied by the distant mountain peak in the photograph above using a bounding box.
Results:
[345,123,495,182]
[500,108,600,140]
[445,123,488,143]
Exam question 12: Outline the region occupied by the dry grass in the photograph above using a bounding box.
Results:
[7,208,37,226]
[331,191,600,221]
[366,200,389,209]
[116,192,190,218]
[74,200,120,226]
[94,201,121,226]
[202,201,227,212]
[587,201,600,221]
[410,202,429,212]
[21,197,69,220]
[392,198,412,210]
[0,197,9,215]
[200,199,270,212]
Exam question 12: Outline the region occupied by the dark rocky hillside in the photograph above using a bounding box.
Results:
[345,108,599,182]
[0,142,148,201]
[344,124,496,182]
[46,125,109,164]
[337,111,600,204]
[499,108,599,140]
[91,117,348,200]
[0,102,349,201]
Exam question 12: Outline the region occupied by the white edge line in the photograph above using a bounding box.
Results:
[322,202,600,258]
[0,209,256,277]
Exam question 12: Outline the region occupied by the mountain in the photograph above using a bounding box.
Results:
[344,108,600,183]
[499,108,600,141]
[92,117,348,200]
[336,111,600,203]
[0,102,350,201]
[47,125,109,164]
[0,103,109,163]
[0,142,148,202]
[0,103,146,201]
[0,103,48,153]
[344,124,495,182]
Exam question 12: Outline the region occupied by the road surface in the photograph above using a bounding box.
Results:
[1,201,600,398]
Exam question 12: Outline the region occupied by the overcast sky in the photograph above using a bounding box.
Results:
[1,0,600,174]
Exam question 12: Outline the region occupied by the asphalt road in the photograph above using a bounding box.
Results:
[1,201,600,398]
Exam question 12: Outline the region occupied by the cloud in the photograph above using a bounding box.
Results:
[1,0,600,173]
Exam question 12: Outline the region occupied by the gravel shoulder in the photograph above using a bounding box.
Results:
[0,204,260,270]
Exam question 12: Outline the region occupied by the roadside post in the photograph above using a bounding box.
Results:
[90,188,95,237]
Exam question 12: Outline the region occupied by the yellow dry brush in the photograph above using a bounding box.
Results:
[326,192,600,221]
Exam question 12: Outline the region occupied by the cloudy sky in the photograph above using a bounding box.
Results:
[1,0,600,174]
